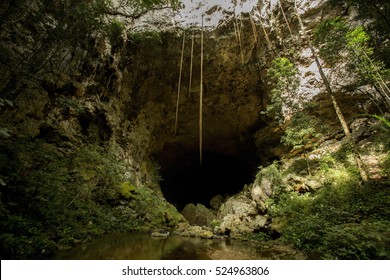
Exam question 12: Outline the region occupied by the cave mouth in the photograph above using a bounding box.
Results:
[159,150,258,211]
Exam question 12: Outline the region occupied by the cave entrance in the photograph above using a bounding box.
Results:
[158,147,258,211]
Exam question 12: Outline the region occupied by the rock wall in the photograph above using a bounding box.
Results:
[0,0,386,257]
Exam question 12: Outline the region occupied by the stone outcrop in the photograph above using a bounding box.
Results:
[181,203,216,226]
[1,1,387,259]
[214,193,269,238]
[210,195,225,210]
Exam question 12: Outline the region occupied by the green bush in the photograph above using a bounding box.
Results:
[255,162,285,199]
[118,181,137,198]
[105,19,125,48]
[322,221,390,259]
[128,31,163,45]
[0,140,180,259]
[270,179,390,259]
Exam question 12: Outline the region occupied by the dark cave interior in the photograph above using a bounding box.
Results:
[159,150,259,211]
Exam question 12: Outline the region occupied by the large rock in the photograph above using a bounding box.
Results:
[219,197,258,218]
[210,194,225,210]
[216,196,268,237]
[181,203,216,226]
[178,225,214,239]
[250,181,273,212]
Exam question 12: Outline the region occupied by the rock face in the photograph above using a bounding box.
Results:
[215,192,269,238]
[251,179,273,212]
[210,195,225,210]
[0,0,386,259]
[181,203,216,226]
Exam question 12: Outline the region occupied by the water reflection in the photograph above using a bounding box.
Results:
[55,233,305,260]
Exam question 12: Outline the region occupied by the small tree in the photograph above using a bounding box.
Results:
[295,1,369,181]
[281,112,322,175]
[314,18,390,108]
[266,57,300,124]
[346,26,390,107]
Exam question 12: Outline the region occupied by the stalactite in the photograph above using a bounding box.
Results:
[174,31,186,136]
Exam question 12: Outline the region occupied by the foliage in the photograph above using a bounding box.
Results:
[266,57,300,124]
[269,150,390,259]
[313,17,349,65]
[236,232,271,242]
[364,114,390,129]
[119,181,137,198]
[0,98,13,108]
[255,162,285,199]
[129,0,180,11]
[0,140,181,259]
[128,31,163,45]
[346,26,390,88]
[281,112,322,151]
[0,98,13,138]
[0,0,179,93]
[55,97,85,114]
[328,0,390,61]
[314,18,390,107]
[105,19,125,48]
[127,186,184,229]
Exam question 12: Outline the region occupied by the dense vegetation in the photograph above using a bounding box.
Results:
[260,0,390,259]
[0,0,183,259]
[255,122,390,259]
[0,0,389,260]
[0,140,182,258]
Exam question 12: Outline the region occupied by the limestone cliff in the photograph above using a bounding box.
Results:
[0,0,389,259]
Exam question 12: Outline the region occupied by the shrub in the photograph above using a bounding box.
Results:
[0,140,165,258]
[255,162,285,199]
[105,20,125,48]
[118,181,137,198]
[270,179,390,259]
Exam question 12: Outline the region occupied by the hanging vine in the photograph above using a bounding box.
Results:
[249,14,258,44]
[278,0,293,36]
[236,16,245,64]
[174,31,186,136]
[188,29,195,99]
[199,15,204,165]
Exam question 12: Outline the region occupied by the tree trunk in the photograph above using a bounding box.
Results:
[294,1,368,182]
[294,1,351,136]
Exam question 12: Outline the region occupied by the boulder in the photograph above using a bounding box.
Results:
[251,180,273,212]
[151,230,170,238]
[179,225,214,239]
[219,197,257,218]
[216,195,268,237]
[181,203,216,226]
[210,194,224,210]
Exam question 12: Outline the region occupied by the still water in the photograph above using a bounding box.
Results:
[55,233,305,260]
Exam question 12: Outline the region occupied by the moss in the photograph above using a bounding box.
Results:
[266,127,390,259]
[0,140,183,259]
[270,174,390,259]
[255,162,285,198]
[118,182,137,198]
[128,186,184,230]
